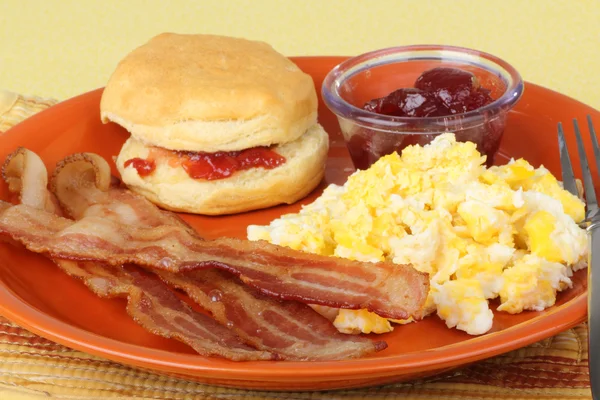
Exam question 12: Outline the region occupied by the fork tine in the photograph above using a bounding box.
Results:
[558,122,579,196]
[587,115,600,182]
[573,118,599,218]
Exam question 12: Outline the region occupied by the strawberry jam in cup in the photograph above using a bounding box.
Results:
[322,45,524,170]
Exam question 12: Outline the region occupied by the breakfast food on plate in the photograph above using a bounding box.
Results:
[100,33,328,215]
[248,133,588,336]
[157,269,387,360]
[62,262,277,361]
[0,148,393,361]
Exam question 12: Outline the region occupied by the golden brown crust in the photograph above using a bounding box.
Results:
[116,124,329,215]
[100,33,318,151]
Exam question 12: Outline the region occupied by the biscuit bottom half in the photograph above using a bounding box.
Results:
[116,123,329,215]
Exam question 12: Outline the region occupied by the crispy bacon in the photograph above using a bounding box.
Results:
[1,149,389,361]
[47,153,429,321]
[0,149,273,361]
[0,201,428,320]
[57,260,274,361]
[50,154,387,359]
[159,269,386,360]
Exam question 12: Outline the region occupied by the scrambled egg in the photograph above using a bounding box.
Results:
[247,133,588,336]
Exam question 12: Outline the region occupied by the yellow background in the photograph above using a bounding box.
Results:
[1,0,600,108]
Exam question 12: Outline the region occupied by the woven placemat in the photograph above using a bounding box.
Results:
[0,90,593,400]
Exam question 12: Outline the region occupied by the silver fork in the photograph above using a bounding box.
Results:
[558,116,600,399]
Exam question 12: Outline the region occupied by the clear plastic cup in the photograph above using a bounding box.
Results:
[322,45,524,170]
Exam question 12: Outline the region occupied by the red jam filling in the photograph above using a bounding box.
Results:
[363,67,494,117]
[124,147,286,180]
[124,158,156,176]
[179,147,286,180]
[346,67,501,171]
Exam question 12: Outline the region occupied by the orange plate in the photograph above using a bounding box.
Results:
[0,57,594,391]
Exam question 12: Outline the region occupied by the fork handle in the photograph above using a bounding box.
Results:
[589,222,600,398]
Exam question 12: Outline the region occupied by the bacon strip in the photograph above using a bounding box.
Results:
[0,149,273,361]
[48,153,429,321]
[158,269,386,360]
[2,149,389,361]
[49,154,387,360]
[57,261,274,361]
[0,200,428,320]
